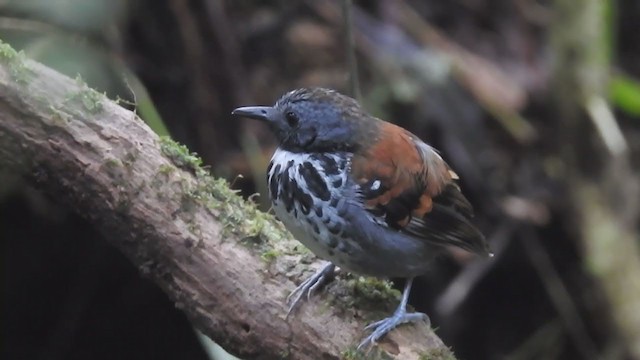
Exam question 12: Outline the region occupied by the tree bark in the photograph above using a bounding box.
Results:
[0,43,453,359]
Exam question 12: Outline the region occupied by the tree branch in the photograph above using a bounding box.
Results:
[0,42,452,359]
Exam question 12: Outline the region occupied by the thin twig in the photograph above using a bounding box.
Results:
[585,95,628,157]
[521,228,599,360]
[435,221,516,317]
[342,0,361,102]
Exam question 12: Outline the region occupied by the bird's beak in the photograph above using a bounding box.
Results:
[231,106,276,122]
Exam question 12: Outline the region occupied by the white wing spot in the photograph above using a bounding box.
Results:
[370,180,381,191]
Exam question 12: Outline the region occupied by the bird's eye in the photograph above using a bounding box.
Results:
[285,111,299,127]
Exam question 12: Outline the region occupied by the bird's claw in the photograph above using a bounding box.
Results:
[357,311,430,350]
[286,262,335,316]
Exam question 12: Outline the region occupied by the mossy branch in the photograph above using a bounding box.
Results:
[0,41,453,360]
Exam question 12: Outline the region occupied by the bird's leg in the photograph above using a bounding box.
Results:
[286,262,336,316]
[357,277,430,350]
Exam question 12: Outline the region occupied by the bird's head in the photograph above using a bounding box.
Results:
[232,88,377,152]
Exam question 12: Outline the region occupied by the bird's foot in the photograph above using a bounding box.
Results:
[286,262,335,316]
[357,307,430,350]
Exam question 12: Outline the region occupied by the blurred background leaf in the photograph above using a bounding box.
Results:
[610,73,640,117]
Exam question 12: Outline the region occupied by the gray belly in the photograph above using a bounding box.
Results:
[272,195,358,269]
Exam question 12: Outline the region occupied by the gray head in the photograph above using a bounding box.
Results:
[232,88,373,152]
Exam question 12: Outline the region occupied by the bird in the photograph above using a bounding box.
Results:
[232,88,491,350]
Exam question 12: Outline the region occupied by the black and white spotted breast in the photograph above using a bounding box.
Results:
[266,148,359,265]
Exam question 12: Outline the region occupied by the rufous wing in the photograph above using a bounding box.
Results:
[350,122,490,256]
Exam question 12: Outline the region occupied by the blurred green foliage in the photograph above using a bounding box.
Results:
[610,73,640,117]
[0,0,169,135]
[4,0,128,32]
